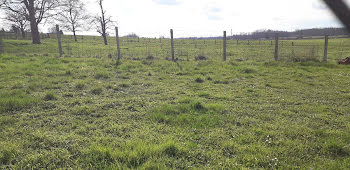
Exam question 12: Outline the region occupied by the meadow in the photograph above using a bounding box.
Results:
[0,36,350,169]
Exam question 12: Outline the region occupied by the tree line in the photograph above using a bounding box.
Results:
[184,28,349,40]
[0,0,115,45]
[237,28,349,40]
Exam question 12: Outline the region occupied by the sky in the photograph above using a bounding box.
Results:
[1,0,350,37]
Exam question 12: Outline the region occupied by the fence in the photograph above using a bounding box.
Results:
[1,26,350,63]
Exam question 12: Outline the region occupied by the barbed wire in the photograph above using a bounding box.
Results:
[1,32,349,63]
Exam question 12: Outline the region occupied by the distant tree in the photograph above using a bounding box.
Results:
[93,0,115,45]
[3,0,60,44]
[56,0,89,42]
[125,33,139,38]
[4,6,28,39]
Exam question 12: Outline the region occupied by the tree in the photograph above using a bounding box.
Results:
[56,0,89,42]
[93,0,114,45]
[3,0,60,44]
[0,0,5,7]
[4,6,28,39]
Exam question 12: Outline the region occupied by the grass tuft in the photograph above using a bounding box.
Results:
[44,91,57,101]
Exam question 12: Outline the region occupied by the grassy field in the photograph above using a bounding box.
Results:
[1,37,350,169]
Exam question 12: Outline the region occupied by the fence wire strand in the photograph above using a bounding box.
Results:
[1,32,350,63]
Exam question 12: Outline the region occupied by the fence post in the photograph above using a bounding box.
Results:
[170,29,175,61]
[223,31,227,61]
[323,35,329,62]
[56,25,63,57]
[0,31,4,54]
[115,27,121,61]
[237,39,239,45]
[292,41,295,56]
[0,31,4,55]
[274,33,279,61]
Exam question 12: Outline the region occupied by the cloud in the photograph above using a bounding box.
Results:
[312,2,327,10]
[205,7,222,20]
[153,0,180,5]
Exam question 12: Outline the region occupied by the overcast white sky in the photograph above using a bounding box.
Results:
[2,0,350,37]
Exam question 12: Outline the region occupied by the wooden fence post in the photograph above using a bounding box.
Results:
[223,31,227,61]
[237,39,239,45]
[115,27,121,61]
[170,29,175,61]
[323,35,329,62]
[0,31,4,54]
[56,25,63,57]
[274,33,279,61]
[292,41,295,56]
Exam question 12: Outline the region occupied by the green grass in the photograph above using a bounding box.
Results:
[0,37,350,169]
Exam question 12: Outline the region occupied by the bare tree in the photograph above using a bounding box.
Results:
[4,6,28,39]
[0,0,5,7]
[94,0,114,45]
[3,0,60,44]
[56,0,89,42]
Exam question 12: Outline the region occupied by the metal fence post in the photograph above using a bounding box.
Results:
[274,34,279,61]
[323,35,329,62]
[56,25,63,57]
[170,29,175,61]
[223,31,227,61]
[115,27,121,61]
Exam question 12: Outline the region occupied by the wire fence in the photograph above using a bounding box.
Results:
[1,30,350,63]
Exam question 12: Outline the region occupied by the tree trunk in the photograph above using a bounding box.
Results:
[20,28,25,39]
[27,1,40,44]
[30,20,40,44]
[102,33,108,45]
[72,25,77,42]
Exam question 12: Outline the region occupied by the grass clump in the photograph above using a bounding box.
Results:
[0,143,18,165]
[94,72,110,80]
[242,68,257,74]
[83,146,117,169]
[44,91,57,101]
[195,76,204,83]
[75,82,86,90]
[91,87,103,95]
[322,140,349,158]
[82,140,184,169]
[72,106,96,116]
[150,98,224,128]
[0,90,38,112]
[119,83,131,88]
